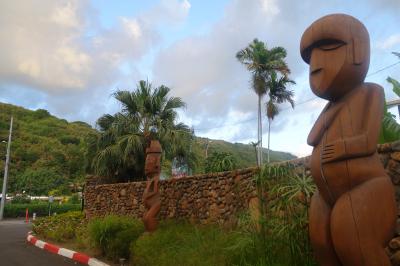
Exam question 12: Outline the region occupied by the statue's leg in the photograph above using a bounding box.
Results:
[309,191,342,266]
[331,177,396,266]
[146,202,161,232]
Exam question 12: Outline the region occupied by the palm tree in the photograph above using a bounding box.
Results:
[265,72,295,163]
[379,52,400,143]
[90,80,195,182]
[380,76,400,143]
[236,39,289,166]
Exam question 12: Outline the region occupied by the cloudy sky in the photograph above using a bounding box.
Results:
[1,0,400,157]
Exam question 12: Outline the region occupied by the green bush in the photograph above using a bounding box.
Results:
[131,221,237,266]
[32,211,85,242]
[88,215,143,261]
[68,193,80,204]
[244,164,317,266]
[4,203,80,218]
[11,195,31,204]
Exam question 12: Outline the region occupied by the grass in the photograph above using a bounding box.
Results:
[131,220,236,266]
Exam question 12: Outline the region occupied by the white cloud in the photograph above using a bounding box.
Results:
[378,34,400,50]
[153,0,400,154]
[0,0,192,124]
[50,1,80,28]
[121,18,142,39]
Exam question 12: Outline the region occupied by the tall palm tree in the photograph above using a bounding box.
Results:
[236,39,289,166]
[266,72,295,163]
[90,80,194,182]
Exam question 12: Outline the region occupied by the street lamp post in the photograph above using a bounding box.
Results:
[0,116,13,220]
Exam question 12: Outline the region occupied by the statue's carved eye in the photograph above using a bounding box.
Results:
[318,42,345,51]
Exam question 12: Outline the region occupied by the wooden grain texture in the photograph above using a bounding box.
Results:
[301,13,396,266]
[142,140,162,232]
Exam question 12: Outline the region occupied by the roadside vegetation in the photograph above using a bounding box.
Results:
[32,164,316,266]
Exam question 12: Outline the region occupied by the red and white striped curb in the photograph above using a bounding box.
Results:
[26,232,109,266]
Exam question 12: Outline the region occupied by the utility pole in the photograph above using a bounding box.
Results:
[0,116,13,220]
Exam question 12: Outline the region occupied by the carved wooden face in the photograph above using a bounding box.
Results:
[145,153,161,176]
[309,39,347,100]
[302,14,371,101]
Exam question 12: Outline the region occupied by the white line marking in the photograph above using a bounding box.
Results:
[35,240,45,249]
[58,248,75,259]
[88,258,110,266]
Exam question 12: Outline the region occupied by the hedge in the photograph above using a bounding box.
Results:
[4,203,81,218]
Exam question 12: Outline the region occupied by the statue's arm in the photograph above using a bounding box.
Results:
[321,85,384,163]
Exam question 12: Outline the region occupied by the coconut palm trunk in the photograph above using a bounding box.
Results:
[267,118,271,163]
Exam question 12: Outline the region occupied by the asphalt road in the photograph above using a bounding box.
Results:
[0,219,79,266]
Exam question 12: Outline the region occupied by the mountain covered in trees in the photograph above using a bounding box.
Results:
[0,102,296,195]
[196,137,295,169]
[0,102,95,195]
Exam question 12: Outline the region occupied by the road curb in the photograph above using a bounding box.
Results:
[26,232,109,266]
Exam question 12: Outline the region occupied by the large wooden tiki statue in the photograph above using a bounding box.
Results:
[142,140,162,232]
[300,14,396,265]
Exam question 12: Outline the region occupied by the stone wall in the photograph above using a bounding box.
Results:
[84,168,259,224]
[84,141,400,226]
[377,141,400,264]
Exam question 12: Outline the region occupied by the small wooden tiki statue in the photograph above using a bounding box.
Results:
[300,14,396,265]
[142,140,162,232]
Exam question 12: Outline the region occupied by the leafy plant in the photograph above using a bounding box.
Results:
[380,52,400,143]
[205,151,237,173]
[240,164,317,266]
[4,203,80,218]
[88,215,143,261]
[380,76,400,143]
[32,211,85,242]
[11,194,31,204]
[67,193,80,204]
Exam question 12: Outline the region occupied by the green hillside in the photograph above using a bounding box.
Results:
[194,137,296,169]
[0,102,97,195]
[0,102,296,195]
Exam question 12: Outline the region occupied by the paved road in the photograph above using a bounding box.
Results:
[0,219,79,266]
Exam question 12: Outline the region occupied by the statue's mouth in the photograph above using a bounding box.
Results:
[311,68,322,75]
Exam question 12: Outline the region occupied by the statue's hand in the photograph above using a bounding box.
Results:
[321,140,346,163]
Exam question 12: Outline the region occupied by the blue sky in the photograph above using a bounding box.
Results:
[0,0,399,157]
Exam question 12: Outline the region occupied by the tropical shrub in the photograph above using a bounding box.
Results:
[88,215,143,261]
[32,211,85,242]
[11,194,31,204]
[242,164,317,266]
[68,193,80,204]
[4,203,80,218]
[380,76,400,143]
[205,152,237,173]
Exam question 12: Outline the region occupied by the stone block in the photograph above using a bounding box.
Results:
[392,152,400,162]
[392,141,400,152]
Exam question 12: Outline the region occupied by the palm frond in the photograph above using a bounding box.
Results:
[387,77,400,97]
